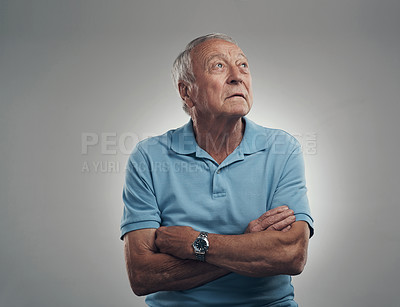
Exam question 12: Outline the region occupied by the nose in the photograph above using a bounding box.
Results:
[227,66,243,84]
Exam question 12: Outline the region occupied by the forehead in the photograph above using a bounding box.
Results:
[191,39,246,65]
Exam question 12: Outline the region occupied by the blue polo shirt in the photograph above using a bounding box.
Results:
[121,117,314,306]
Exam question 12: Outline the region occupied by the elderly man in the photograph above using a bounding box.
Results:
[121,33,314,306]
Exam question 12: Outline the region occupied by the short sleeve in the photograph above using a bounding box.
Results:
[120,145,161,240]
[270,145,314,237]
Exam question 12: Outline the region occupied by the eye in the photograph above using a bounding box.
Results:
[216,63,223,68]
[240,62,248,68]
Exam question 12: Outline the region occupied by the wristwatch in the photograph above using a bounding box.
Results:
[192,231,209,262]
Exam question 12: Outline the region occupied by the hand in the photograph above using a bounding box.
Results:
[245,206,296,234]
[155,226,197,260]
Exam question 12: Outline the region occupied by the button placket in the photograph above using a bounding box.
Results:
[212,167,226,198]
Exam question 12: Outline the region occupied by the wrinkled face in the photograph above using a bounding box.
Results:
[189,39,253,119]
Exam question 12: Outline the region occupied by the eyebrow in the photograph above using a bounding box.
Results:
[205,53,248,67]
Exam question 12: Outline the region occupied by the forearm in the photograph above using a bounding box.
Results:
[154,208,307,279]
[124,233,229,296]
[205,221,309,277]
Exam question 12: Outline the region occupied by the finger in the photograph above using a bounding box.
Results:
[265,215,296,231]
[246,207,293,233]
[259,209,294,229]
[257,206,289,222]
[281,225,292,232]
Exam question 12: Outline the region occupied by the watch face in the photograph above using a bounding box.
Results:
[194,238,208,252]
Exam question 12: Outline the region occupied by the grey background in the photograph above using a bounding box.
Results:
[1,0,399,306]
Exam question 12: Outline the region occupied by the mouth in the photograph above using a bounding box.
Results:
[226,93,246,100]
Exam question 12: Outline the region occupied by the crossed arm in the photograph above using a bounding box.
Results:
[124,206,309,296]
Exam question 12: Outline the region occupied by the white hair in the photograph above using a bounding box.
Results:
[171,33,237,115]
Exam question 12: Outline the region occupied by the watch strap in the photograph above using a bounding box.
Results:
[199,231,208,238]
[195,253,205,262]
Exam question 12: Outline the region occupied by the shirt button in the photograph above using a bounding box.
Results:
[217,170,220,174]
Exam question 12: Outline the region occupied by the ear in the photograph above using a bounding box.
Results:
[178,81,194,108]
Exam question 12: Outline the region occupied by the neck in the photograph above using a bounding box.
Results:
[192,116,245,164]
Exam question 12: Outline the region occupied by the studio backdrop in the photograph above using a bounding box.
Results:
[1,1,399,306]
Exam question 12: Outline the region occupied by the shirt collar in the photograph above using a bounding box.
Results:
[170,117,269,156]
[240,117,269,154]
[170,119,197,154]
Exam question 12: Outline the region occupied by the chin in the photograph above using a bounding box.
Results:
[220,98,252,117]
[225,107,251,118]
[231,102,251,115]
